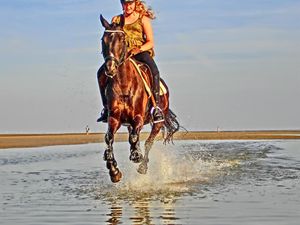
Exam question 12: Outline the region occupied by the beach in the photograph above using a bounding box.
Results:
[1,130,300,149]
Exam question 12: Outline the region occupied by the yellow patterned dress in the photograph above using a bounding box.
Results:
[113,14,154,57]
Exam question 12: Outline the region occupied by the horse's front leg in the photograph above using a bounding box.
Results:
[129,115,144,163]
[104,116,122,183]
[138,122,163,174]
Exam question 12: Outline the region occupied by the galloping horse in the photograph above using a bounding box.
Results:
[98,15,179,183]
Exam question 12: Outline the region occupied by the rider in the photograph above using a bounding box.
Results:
[97,0,164,123]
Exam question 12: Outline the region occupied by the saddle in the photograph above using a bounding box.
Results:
[129,58,167,97]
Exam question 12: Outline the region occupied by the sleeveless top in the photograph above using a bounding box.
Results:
[113,14,154,57]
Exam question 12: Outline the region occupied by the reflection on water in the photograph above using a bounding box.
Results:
[106,201,122,225]
[0,140,300,225]
[105,193,179,225]
[99,177,183,224]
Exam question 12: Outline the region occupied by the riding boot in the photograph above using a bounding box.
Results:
[97,66,108,123]
[151,73,164,123]
[97,87,108,122]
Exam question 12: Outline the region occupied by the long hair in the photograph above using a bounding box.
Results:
[135,0,156,19]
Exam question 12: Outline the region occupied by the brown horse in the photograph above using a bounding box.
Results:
[98,15,179,183]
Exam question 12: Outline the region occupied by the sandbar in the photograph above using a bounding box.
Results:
[0,130,300,149]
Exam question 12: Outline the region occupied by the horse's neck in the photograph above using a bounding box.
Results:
[111,62,134,93]
[118,63,132,83]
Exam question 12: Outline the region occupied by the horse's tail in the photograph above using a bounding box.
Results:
[162,109,180,144]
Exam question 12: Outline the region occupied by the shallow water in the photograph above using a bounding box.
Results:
[0,140,299,225]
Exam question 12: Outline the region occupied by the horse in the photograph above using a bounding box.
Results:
[98,15,179,183]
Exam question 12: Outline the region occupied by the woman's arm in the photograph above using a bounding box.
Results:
[140,16,154,52]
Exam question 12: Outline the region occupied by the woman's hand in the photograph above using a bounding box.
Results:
[129,47,141,56]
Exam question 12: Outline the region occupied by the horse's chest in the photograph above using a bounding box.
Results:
[118,94,131,104]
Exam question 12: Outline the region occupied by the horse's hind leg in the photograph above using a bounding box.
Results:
[129,115,144,163]
[137,122,163,174]
[104,117,122,183]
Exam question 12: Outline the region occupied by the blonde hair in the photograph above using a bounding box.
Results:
[135,0,156,19]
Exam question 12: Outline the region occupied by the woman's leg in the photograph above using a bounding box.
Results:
[133,52,164,123]
[97,64,108,122]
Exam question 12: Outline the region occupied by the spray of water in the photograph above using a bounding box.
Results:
[107,143,241,199]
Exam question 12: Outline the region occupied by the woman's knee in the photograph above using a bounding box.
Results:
[97,64,107,86]
[134,52,159,75]
[97,64,105,79]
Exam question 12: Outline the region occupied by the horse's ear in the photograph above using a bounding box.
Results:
[100,14,111,30]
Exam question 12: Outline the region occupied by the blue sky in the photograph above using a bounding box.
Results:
[0,0,300,133]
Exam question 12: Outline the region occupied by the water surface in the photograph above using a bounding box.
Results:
[0,140,299,224]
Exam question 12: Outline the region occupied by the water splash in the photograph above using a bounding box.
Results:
[96,142,243,202]
[49,141,286,202]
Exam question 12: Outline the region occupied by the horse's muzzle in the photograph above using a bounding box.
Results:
[105,61,118,78]
[105,70,117,78]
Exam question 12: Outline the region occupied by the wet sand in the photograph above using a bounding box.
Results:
[1,130,300,149]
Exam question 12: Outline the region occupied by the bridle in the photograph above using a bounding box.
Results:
[102,29,127,78]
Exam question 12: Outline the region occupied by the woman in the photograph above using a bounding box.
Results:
[97,0,164,123]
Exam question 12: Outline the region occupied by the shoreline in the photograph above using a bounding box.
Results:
[0,130,300,149]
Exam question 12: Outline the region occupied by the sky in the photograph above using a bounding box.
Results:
[0,0,300,134]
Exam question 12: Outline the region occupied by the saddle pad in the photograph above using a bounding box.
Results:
[159,80,167,95]
[129,58,167,96]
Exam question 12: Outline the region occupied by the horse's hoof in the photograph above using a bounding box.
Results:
[137,163,148,174]
[110,169,122,183]
[130,151,143,163]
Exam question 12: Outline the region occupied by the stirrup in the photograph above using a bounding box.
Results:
[97,108,108,123]
[151,106,164,123]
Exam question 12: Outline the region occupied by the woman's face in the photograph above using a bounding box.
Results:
[122,2,136,15]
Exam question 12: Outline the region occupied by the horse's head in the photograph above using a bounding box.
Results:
[100,15,126,78]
